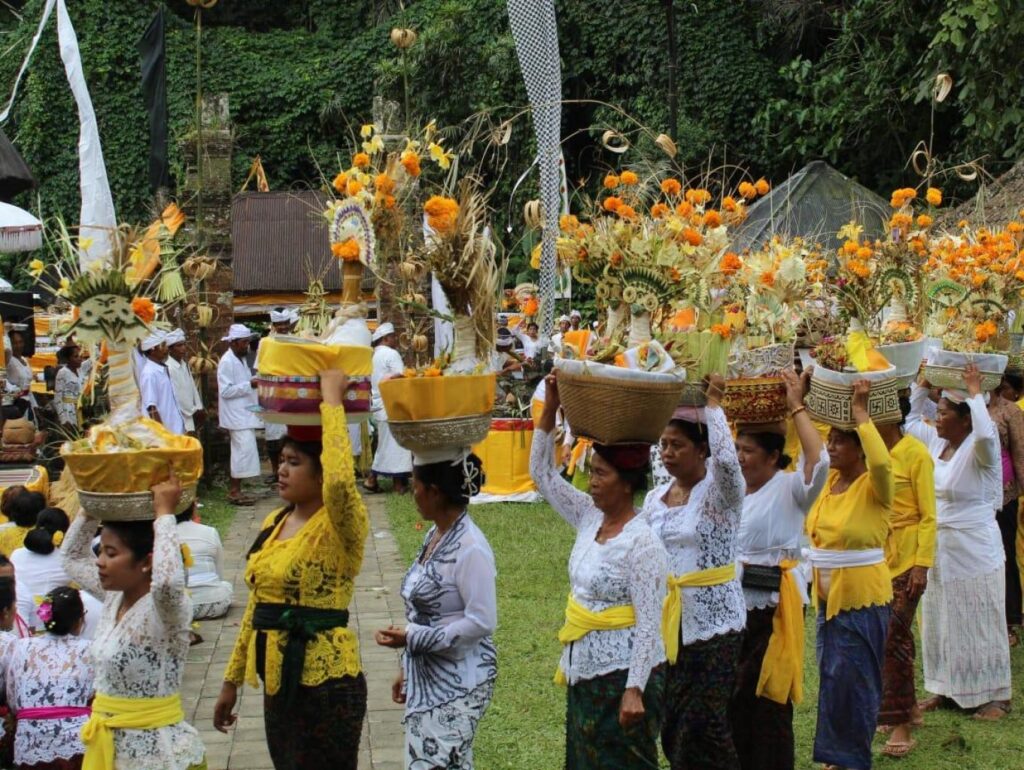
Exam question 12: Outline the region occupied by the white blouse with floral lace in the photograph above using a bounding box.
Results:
[642,406,747,645]
[63,514,205,770]
[6,634,93,765]
[531,428,668,691]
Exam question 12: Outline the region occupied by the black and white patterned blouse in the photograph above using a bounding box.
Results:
[401,513,497,716]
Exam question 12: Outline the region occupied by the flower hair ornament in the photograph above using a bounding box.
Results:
[180,544,194,569]
[51,530,64,547]
[458,451,482,498]
[35,595,55,631]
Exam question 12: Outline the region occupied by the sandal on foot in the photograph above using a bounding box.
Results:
[361,481,382,494]
[882,738,917,758]
[918,695,949,712]
[228,495,256,506]
[876,725,893,736]
[973,701,1011,721]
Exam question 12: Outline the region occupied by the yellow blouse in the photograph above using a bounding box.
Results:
[885,434,937,578]
[224,403,369,694]
[806,421,894,619]
[0,525,31,558]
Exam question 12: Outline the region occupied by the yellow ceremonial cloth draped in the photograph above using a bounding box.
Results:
[845,330,891,372]
[472,420,535,496]
[562,330,592,359]
[380,374,495,421]
[81,692,184,770]
[554,594,635,685]
[662,563,737,664]
[756,560,804,705]
[256,338,372,378]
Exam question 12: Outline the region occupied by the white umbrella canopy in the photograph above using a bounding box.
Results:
[0,201,43,253]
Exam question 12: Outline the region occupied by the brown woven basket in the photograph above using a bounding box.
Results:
[722,377,788,424]
[557,369,684,444]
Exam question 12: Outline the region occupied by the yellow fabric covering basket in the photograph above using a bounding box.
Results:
[256,336,372,378]
[380,375,496,422]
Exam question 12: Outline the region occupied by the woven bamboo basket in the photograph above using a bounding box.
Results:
[557,369,685,444]
[920,364,1003,393]
[805,371,901,430]
[78,484,198,522]
[388,414,493,454]
[722,377,788,424]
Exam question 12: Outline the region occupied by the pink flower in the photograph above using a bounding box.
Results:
[37,602,53,624]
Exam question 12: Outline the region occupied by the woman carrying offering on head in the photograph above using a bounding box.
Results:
[730,368,828,770]
[214,369,369,770]
[375,447,497,769]
[61,475,206,770]
[641,374,745,770]
[530,372,668,770]
[806,379,893,770]
[908,364,1012,721]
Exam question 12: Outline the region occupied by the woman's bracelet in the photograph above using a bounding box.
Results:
[790,405,807,418]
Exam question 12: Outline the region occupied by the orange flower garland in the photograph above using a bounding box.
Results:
[131,297,156,323]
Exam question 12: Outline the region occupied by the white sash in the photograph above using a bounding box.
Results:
[807,547,884,569]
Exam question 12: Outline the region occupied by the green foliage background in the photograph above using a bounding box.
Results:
[1,0,1023,289]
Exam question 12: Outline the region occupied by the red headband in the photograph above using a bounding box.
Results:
[593,442,651,471]
[287,424,323,442]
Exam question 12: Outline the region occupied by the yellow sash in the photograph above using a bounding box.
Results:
[755,560,805,705]
[662,563,737,664]
[81,692,185,770]
[554,594,635,685]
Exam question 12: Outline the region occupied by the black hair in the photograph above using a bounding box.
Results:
[0,576,13,614]
[527,321,539,330]
[102,520,155,562]
[0,486,25,519]
[898,393,912,424]
[280,437,324,477]
[56,344,79,365]
[9,490,46,528]
[40,586,83,636]
[174,500,197,524]
[830,426,863,448]
[1004,372,1024,395]
[24,507,70,555]
[666,419,711,457]
[413,453,486,508]
[736,430,792,470]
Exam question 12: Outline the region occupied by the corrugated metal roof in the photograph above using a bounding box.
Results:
[231,190,342,292]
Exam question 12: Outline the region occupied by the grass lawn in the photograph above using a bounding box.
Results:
[387,495,1024,770]
[195,483,238,538]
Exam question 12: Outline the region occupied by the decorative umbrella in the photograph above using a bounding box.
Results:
[0,201,43,253]
[0,128,36,202]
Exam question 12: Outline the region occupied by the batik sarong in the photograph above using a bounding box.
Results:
[405,680,494,770]
[878,570,920,726]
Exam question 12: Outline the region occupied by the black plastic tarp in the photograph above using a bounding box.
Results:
[0,128,35,203]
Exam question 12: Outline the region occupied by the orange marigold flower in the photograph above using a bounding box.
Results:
[374,173,396,194]
[703,210,722,228]
[332,172,348,194]
[400,150,421,177]
[560,214,580,232]
[424,367,443,377]
[1008,222,1024,234]
[603,173,620,189]
[842,240,859,255]
[856,246,873,260]
[131,297,155,323]
[331,239,361,262]
[916,214,933,228]
[651,202,670,219]
[719,252,742,275]
[620,170,639,186]
[926,187,943,206]
[681,228,703,247]
[972,273,987,287]
[675,201,694,218]
[710,323,732,339]
[609,251,623,267]
[890,213,913,230]
[754,178,770,196]
[975,320,998,343]
[347,179,364,197]
[660,178,682,196]
[722,196,738,212]
[424,195,459,234]
[616,204,638,220]
[352,152,371,169]
[685,188,712,205]
[760,270,776,287]
[738,181,757,199]
[603,196,623,213]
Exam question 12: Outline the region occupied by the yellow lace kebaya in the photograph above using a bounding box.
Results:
[224,403,369,695]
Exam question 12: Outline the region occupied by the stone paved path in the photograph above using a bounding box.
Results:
[181,492,408,770]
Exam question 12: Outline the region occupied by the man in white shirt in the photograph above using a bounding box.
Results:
[569,309,582,330]
[165,328,204,435]
[512,321,540,362]
[138,332,186,434]
[364,322,412,494]
[551,314,570,353]
[217,323,262,505]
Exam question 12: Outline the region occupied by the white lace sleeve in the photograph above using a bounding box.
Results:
[530,427,595,530]
[707,406,745,514]
[407,544,496,656]
[906,383,938,446]
[61,514,104,601]
[151,516,191,635]
[626,532,667,691]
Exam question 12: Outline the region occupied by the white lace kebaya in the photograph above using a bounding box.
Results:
[642,405,747,644]
[739,449,830,610]
[530,428,668,690]
[6,634,93,766]
[63,515,205,770]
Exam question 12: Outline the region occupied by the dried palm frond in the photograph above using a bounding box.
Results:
[421,179,499,360]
